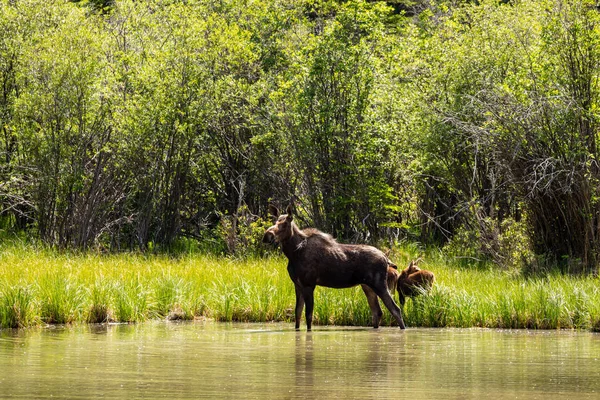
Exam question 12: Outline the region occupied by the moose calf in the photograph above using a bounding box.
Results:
[394,259,435,307]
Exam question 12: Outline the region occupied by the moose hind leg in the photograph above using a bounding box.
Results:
[374,285,406,329]
[361,284,383,328]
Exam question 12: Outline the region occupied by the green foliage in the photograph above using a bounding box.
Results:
[444,213,534,273]
[1,0,600,272]
[88,282,112,323]
[217,205,274,256]
[0,285,35,329]
[113,279,148,323]
[283,1,397,239]
[396,0,600,271]
[497,218,536,272]
[38,274,85,324]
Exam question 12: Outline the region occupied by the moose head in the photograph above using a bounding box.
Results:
[398,258,422,280]
[262,205,294,245]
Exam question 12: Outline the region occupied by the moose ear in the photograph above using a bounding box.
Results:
[286,204,293,221]
[268,205,280,217]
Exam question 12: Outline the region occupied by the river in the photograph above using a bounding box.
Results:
[1,322,599,399]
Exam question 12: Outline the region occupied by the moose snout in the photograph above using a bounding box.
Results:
[262,228,276,244]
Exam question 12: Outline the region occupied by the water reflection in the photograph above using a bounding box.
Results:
[1,323,599,399]
[294,332,314,393]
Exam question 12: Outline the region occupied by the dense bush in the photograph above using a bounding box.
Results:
[1,0,600,273]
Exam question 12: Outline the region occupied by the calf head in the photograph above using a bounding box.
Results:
[262,204,294,244]
[399,258,423,280]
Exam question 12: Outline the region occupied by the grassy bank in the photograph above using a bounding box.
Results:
[2,245,600,330]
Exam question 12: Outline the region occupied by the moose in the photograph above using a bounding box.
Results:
[263,205,406,331]
[361,258,435,327]
[395,258,435,307]
[374,258,435,306]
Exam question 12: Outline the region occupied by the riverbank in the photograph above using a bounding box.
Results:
[1,245,600,330]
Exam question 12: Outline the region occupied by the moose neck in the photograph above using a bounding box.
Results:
[279,222,305,259]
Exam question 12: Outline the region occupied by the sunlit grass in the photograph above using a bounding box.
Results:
[400,254,600,331]
[0,245,296,329]
[1,243,600,330]
[0,285,36,329]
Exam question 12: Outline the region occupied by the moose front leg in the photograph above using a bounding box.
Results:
[302,286,315,331]
[293,283,305,330]
[374,285,406,329]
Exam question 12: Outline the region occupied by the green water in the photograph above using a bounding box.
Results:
[0,322,599,399]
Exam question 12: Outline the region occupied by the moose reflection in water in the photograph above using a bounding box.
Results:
[263,205,406,331]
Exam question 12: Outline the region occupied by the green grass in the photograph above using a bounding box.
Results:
[1,244,600,330]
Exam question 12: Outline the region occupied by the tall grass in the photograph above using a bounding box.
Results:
[0,285,35,328]
[2,243,600,330]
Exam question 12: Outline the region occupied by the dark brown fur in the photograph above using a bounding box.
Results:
[361,265,401,328]
[263,205,406,331]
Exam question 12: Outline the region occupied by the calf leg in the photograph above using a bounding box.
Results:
[398,292,406,308]
[361,285,383,328]
[373,284,406,329]
[294,283,305,330]
[302,286,315,331]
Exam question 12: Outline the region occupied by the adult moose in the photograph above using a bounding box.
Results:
[263,205,406,331]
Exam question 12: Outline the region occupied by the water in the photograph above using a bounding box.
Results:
[1,322,599,399]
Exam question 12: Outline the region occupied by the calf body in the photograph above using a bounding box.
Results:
[264,205,406,331]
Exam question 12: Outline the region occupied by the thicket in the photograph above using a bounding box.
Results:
[1,0,600,274]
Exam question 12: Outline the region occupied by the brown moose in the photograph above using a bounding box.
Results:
[362,258,434,327]
[263,205,406,331]
[394,258,435,307]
